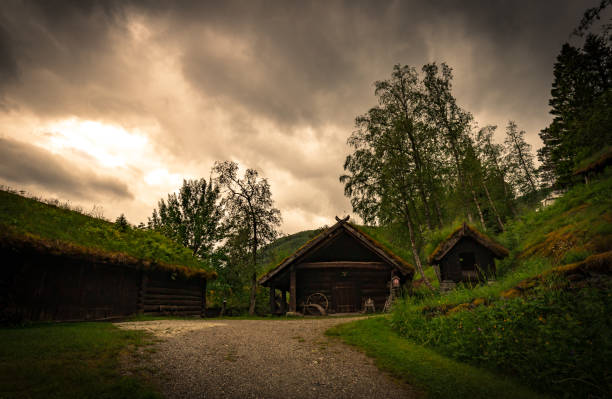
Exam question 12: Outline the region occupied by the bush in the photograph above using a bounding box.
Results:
[392,279,612,398]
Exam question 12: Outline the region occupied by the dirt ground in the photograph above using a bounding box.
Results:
[115,317,418,398]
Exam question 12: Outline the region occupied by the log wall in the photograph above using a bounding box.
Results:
[1,248,206,322]
[439,237,496,283]
[296,267,391,313]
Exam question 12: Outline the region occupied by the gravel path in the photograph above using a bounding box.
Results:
[116,317,418,398]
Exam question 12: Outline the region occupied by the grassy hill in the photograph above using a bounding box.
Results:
[258,227,325,274]
[0,189,214,277]
[329,169,612,398]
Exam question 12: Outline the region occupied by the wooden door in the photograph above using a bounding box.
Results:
[333,283,360,313]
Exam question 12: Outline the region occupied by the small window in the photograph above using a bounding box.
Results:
[459,252,475,271]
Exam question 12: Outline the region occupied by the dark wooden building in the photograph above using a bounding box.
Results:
[428,223,508,290]
[0,233,215,322]
[258,217,414,315]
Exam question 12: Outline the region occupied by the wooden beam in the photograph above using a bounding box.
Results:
[280,290,287,314]
[269,285,276,315]
[200,278,207,318]
[290,267,296,312]
[296,261,389,270]
[138,272,148,315]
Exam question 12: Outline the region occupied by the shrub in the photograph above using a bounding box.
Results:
[393,279,611,398]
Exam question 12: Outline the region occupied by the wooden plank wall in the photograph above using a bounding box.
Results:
[297,268,390,313]
[1,248,205,322]
[142,270,203,317]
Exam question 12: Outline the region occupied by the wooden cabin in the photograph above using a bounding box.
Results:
[258,216,414,315]
[428,223,509,291]
[0,233,215,322]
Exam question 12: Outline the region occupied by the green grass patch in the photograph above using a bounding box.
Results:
[391,280,611,398]
[0,322,160,398]
[326,317,545,399]
[0,189,211,273]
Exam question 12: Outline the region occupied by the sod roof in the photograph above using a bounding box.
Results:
[428,222,509,264]
[0,189,216,279]
[258,216,415,286]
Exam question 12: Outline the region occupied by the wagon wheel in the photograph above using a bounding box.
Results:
[306,293,328,315]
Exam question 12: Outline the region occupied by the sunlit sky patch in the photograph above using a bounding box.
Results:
[0,1,599,233]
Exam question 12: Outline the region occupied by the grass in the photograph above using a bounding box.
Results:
[0,322,160,398]
[384,173,612,398]
[326,317,546,399]
[0,189,212,274]
[258,228,325,274]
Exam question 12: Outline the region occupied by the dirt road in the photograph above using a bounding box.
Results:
[116,317,417,398]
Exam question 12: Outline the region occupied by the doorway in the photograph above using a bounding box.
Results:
[333,282,361,313]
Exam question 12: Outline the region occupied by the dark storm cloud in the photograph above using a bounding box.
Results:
[158,0,588,132]
[0,136,133,200]
[0,0,590,130]
[0,0,600,231]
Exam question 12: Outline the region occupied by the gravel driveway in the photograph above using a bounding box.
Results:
[116,317,418,398]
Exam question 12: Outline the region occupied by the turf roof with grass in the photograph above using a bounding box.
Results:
[0,189,216,279]
[258,217,415,283]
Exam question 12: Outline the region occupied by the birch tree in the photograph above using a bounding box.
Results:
[213,161,281,315]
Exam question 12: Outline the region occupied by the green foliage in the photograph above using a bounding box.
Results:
[0,189,210,271]
[0,322,160,398]
[392,281,611,398]
[258,228,325,274]
[148,178,223,260]
[497,169,612,266]
[114,213,130,232]
[326,317,544,399]
[356,223,416,265]
[213,161,282,314]
[390,174,612,398]
[538,33,612,187]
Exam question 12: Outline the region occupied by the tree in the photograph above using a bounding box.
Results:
[474,125,517,223]
[114,213,130,232]
[149,178,223,260]
[341,67,436,290]
[213,161,282,315]
[539,25,612,187]
[421,62,478,222]
[504,121,539,197]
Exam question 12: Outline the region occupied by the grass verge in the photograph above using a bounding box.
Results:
[326,317,546,399]
[0,322,160,398]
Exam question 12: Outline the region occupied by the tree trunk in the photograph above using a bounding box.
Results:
[404,206,434,291]
[482,181,505,232]
[249,217,258,315]
[513,136,538,194]
[432,194,444,228]
[471,189,486,231]
[466,174,486,231]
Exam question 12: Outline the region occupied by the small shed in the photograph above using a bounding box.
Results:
[258,216,414,315]
[428,223,508,290]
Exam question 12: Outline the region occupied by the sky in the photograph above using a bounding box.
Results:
[0,0,597,234]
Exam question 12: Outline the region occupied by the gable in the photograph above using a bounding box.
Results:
[301,230,384,263]
[258,218,414,286]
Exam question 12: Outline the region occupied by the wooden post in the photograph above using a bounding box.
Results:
[269,284,276,315]
[290,267,296,312]
[280,290,287,314]
[201,278,207,318]
[138,272,148,315]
